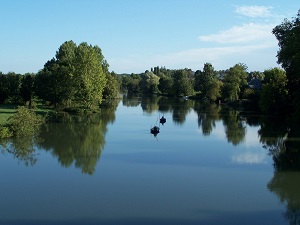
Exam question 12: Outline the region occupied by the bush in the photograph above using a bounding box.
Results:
[0,126,13,138]
[8,106,44,137]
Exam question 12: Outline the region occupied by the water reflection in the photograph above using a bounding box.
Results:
[0,100,119,174]
[194,102,221,136]
[221,107,246,145]
[264,118,300,225]
[2,96,300,223]
[0,136,39,166]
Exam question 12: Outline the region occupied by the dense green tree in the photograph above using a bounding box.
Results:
[0,72,9,103]
[172,69,194,96]
[158,75,174,95]
[72,42,107,108]
[4,72,22,104]
[222,63,248,101]
[247,71,264,82]
[35,58,72,107]
[272,10,300,116]
[103,71,120,99]
[194,63,222,101]
[141,71,160,95]
[36,41,108,109]
[122,73,142,94]
[20,73,35,107]
[259,68,288,113]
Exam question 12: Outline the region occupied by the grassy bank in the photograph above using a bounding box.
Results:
[0,104,55,125]
[0,105,18,125]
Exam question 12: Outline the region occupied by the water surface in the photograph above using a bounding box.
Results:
[1,96,299,225]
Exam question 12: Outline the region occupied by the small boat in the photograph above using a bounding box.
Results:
[150,126,160,134]
[160,116,166,124]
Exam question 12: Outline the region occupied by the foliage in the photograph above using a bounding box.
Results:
[158,75,174,95]
[8,106,44,137]
[272,10,300,116]
[194,63,222,101]
[35,40,108,109]
[172,69,194,96]
[141,71,160,95]
[0,126,12,138]
[103,71,121,99]
[121,73,142,94]
[0,72,22,104]
[259,68,288,113]
[222,63,248,101]
[20,73,35,107]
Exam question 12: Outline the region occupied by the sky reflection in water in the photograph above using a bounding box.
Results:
[1,97,299,225]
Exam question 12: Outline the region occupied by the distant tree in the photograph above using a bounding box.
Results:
[6,72,22,104]
[20,73,35,107]
[141,71,160,95]
[158,75,174,95]
[222,63,248,101]
[272,10,300,116]
[247,71,264,82]
[259,68,288,113]
[172,69,194,96]
[194,63,222,101]
[103,71,120,99]
[0,72,9,103]
[122,73,142,94]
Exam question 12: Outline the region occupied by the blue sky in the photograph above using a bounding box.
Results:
[0,0,299,74]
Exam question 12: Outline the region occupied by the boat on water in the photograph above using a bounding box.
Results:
[160,116,166,124]
[150,126,160,134]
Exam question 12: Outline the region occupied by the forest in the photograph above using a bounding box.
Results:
[0,10,299,117]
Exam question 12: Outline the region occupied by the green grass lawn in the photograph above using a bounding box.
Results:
[0,103,55,125]
[0,105,18,125]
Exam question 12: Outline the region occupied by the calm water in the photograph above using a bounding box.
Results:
[1,96,300,225]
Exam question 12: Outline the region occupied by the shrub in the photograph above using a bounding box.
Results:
[8,106,44,137]
[0,126,13,138]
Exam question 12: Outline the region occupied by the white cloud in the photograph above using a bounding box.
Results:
[199,23,275,44]
[232,152,266,164]
[109,41,277,73]
[235,5,272,18]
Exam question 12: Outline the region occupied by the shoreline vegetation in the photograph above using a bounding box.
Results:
[1,10,300,138]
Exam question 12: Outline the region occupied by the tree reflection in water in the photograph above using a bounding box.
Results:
[262,117,300,225]
[36,101,118,175]
[2,97,300,223]
[194,102,221,136]
[0,100,119,174]
[0,136,39,166]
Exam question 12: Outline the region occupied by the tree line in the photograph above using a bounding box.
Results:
[0,41,121,110]
[121,63,289,113]
[0,10,299,117]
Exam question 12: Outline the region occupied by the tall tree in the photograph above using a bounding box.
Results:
[0,72,9,103]
[36,41,108,109]
[272,10,300,116]
[20,73,35,107]
[222,63,248,101]
[141,71,159,95]
[103,71,120,99]
[158,75,173,95]
[259,68,288,113]
[194,63,222,101]
[73,42,107,108]
[172,69,194,96]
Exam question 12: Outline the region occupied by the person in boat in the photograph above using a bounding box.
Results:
[151,126,160,133]
[160,116,166,124]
